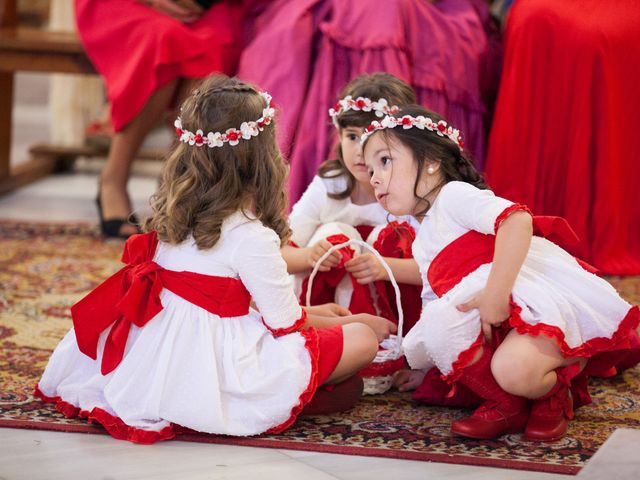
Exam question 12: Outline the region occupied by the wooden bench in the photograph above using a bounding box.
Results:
[0,0,162,196]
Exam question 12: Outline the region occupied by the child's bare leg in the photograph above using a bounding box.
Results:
[100,79,178,236]
[491,329,586,398]
[325,323,378,384]
[492,328,586,441]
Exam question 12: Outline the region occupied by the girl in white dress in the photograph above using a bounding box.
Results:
[35,75,395,443]
[362,105,640,441]
[282,73,423,332]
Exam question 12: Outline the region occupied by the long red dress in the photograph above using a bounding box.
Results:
[75,0,245,132]
[485,0,640,275]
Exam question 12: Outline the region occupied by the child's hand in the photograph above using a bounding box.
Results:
[350,313,397,342]
[393,369,425,392]
[345,253,387,284]
[304,303,351,317]
[457,290,511,341]
[307,240,342,272]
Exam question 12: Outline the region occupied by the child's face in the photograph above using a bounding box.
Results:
[364,133,429,217]
[340,126,370,185]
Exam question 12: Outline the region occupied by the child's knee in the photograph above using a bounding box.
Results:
[344,323,378,364]
[491,351,538,396]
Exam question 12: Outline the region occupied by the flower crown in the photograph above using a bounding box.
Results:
[361,114,464,150]
[174,91,275,147]
[328,95,400,128]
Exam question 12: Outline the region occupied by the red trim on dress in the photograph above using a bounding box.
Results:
[33,386,176,444]
[263,309,308,337]
[442,304,640,384]
[493,204,532,233]
[264,327,321,434]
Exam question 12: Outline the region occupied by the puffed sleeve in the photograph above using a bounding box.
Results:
[438,181,530,235]
[288,175,328,247]
[231,223,306,335]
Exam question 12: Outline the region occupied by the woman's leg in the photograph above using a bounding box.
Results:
[99,79,178,237]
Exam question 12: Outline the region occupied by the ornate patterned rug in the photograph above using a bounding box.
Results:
[1,221,640,475]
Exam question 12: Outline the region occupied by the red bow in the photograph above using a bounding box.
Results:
[72,232,250,375]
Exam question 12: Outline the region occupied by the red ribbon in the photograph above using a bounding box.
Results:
[428,214,597,298]
[72,232,251,375]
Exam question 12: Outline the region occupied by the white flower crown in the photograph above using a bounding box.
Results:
[361,114,464,151]
[174,91,275,147]
[328,95,400,128]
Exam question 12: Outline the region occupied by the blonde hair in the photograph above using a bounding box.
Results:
[143,75,291,249]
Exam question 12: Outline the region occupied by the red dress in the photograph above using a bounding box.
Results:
[76,0,245,132]
[484,0,640,274]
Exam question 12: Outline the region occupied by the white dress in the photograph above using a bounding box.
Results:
[289,173,418,307]
[403,181,636,378]
[37,212,319,438]
[289,173,401,246]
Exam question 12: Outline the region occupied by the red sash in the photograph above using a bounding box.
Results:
[72,232,251,375]
[427,215,597,298]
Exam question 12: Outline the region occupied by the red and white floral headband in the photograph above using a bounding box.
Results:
[361,114,465,151]
[174,91,275,147]
[328,95,400,128]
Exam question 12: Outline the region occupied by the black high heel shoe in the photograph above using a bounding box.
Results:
[95,187,141,239]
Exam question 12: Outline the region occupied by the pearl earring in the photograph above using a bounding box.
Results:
[427,166,435,174]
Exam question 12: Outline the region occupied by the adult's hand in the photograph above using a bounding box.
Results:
[141,0,203,23]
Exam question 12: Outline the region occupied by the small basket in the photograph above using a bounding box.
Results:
[306,239,404,395]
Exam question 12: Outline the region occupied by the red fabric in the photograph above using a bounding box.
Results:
[412,367,481,408]
[34,386,176,444]
[315,325,344,385]
[493,204,532,234]
[372,221,422,333]
[299,233,378,315]
[485,0,640,274]
[427,211,640,385]
[428,209,594,297]
[264,327,321,434]
[300,223,422,331]
[262,310,308,337]
[35,326,340,442]
[358,356,407,378]
[75,0,245,131]
[71,232,251,375]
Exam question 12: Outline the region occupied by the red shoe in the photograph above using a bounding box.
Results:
[524,370,574,441]
[451,401,529,439]
[301,376,364,415]
[449,346,529,439]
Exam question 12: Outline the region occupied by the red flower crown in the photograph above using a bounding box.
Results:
[174,91,275,147]
[328,95,400,128]
[361,114,464,151]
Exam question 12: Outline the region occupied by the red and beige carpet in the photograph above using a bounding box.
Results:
[1,221,639,475]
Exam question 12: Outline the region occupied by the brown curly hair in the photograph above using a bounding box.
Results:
[143,75,291,249]
[318,72,416,200]
[362,104,488,219]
